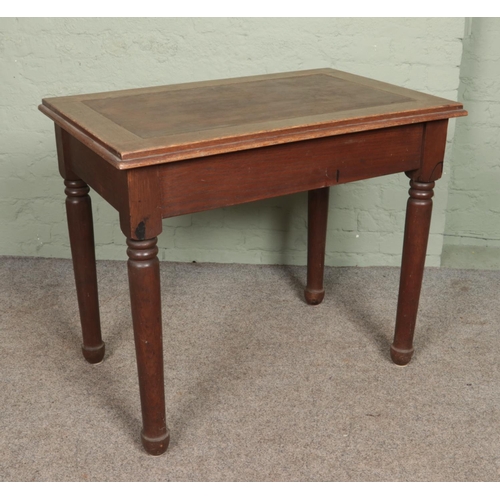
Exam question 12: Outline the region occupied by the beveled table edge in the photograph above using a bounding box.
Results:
[39,103,467,170]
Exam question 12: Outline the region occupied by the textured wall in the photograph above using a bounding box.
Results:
[0,18,465,265]
[443,18,500,269]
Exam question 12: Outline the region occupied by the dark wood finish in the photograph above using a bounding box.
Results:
[391,118,450,365]
[63,178,105,363]
[40,69,467,455]
[391,180,435,365]
[62,130,129,213]
[305,187,330,305]
[59,132,163,240]
[127,237,169,455]
[56,124,105,363]
[409,119,449,183]
[159,125,423,218]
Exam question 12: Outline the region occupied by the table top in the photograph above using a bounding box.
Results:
[39,68,467,170]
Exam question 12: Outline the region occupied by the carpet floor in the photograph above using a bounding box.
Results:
[1,256,499,481]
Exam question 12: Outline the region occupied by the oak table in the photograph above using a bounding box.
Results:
[39,69,467,455]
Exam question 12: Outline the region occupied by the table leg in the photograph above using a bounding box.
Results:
[64,179,105,364]
[391,180,435,365]
[127,237,170,455]
[305,187,330,305]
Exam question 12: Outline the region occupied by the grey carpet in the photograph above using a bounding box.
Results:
[1,256,499,481]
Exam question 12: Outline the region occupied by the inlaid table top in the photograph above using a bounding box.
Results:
[39,68,466,169]
[39,68,467,456]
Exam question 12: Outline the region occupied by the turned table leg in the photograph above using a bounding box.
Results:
[391,180,435,365]
[127,237,170,455]
[64,179,105,363]
[305,187,330,305]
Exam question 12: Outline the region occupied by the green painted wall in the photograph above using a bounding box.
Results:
[0,18,468,266]
[442,18,500,270]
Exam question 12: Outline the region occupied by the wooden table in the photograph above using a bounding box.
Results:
[39,68,467,455]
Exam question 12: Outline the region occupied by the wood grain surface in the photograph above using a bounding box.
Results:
[42,69,468,455]
[39,68,467,169]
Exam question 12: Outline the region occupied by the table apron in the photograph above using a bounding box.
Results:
[64,122,424,233]
[159,123,423,218]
